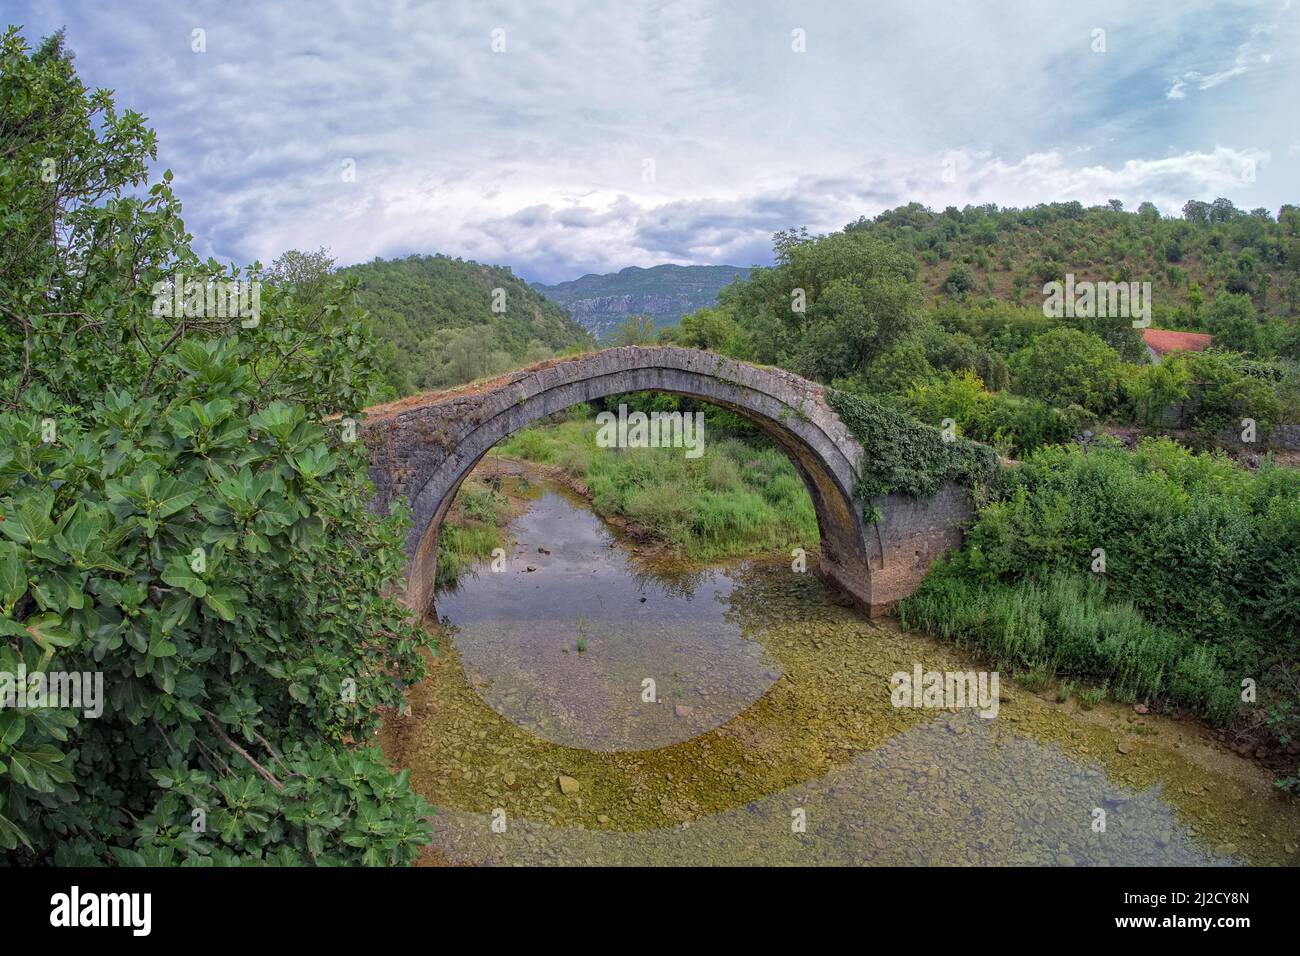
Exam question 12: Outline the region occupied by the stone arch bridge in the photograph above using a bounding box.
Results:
[361,346,974,618]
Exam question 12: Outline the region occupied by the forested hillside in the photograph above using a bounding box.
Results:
[664,203,1300,454]
[847,200,1300,343]
[341,254,594,396]
[534,263,750,340]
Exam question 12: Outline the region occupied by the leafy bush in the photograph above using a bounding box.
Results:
[904,369,1080,448]
[0,29,432,863]
[926,437,1300,772]
[905,370,994,437]
[1010,327,1124,413]
[942,264,978,298]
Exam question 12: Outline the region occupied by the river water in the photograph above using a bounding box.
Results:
[385,475,1300,866]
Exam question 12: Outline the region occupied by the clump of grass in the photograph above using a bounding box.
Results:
[435,480,511,588]
[1018,661,1054,692]
[1078,685,1108,709]
[898,567,1240,725]
[627,481,695,542]
[461,482,507,522]
[557,442,590,475]
[499,427,557,463]
[705,454,742,492]
[436,524,501,588]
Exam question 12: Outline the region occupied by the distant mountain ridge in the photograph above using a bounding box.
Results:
[534,264,751,340]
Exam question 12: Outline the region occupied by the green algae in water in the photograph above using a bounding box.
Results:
[388,479,1300,867]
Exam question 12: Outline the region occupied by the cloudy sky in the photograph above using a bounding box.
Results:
[11,0,1299,283]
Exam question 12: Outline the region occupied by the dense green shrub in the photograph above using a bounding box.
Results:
[0,29,432,863]
[957,439,1300,641]
[1186,350,1283,436]
[925,437,1300,777]
[1010,327,1124,413]
[901,370,1091,458]
[942,264,978,298]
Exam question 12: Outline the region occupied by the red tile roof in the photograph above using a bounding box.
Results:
[1142,328,1213,357]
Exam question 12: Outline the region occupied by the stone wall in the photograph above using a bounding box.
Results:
[1269,423,1300,450]
[860,482,975,616]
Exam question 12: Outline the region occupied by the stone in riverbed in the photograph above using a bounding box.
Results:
[557,774,580,795]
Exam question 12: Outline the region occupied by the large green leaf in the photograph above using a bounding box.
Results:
[160,554,208,598]
[0,541,26,610]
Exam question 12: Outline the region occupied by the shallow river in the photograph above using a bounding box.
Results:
[385,474,1300,866]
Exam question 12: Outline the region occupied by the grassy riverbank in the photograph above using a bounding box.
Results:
[434,477,514,588]
[900,436,1300,787]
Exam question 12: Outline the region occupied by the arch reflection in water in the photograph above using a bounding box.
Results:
[409,474,1295,867]
[427,709,1234,867]
[436,485,784,751]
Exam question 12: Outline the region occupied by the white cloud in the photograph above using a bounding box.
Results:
[1165,17,1279,99]
[9,0,1299,281]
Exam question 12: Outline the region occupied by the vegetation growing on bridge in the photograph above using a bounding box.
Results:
[824,388,999,501]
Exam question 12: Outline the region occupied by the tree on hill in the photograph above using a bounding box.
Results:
[718,228,922,380]
[942,264,978,299]
[1206,290,1265,355]
[610,313,657,346]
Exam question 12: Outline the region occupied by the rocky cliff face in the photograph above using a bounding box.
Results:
[534,264,750,340]
[560,292,693,337]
